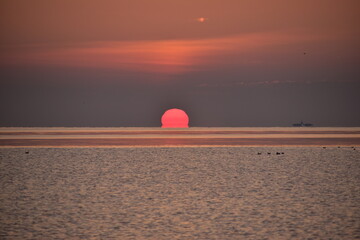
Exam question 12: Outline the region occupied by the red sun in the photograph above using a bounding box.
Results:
[161,108,189,128]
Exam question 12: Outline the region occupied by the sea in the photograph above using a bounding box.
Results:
[0,127,359,239]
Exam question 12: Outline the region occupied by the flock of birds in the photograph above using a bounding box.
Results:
[257,152,284,155]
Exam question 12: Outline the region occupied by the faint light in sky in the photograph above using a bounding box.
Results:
[197,17,207,23]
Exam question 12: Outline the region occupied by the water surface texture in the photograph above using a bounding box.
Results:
[1,147,359,239]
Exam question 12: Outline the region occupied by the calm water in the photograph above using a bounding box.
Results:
[0,146,359,239]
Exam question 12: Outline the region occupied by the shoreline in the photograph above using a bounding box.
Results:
[0,145,358,148]
[1,127,359,147]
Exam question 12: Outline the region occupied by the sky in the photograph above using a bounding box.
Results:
[0,0,359,127]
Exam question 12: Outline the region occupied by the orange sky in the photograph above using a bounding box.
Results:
[1,0,359,76]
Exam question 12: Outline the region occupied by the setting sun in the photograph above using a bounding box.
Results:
[161,108,189,128]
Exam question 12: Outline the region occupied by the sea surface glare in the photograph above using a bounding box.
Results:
[0,147,359,239]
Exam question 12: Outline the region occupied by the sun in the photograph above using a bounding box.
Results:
[161,108,189,128]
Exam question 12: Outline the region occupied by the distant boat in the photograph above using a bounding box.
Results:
[292,121,313,127]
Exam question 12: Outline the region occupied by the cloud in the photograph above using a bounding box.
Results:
[0,31,326,75]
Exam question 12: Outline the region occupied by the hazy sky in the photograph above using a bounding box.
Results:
[0,0,359,127]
